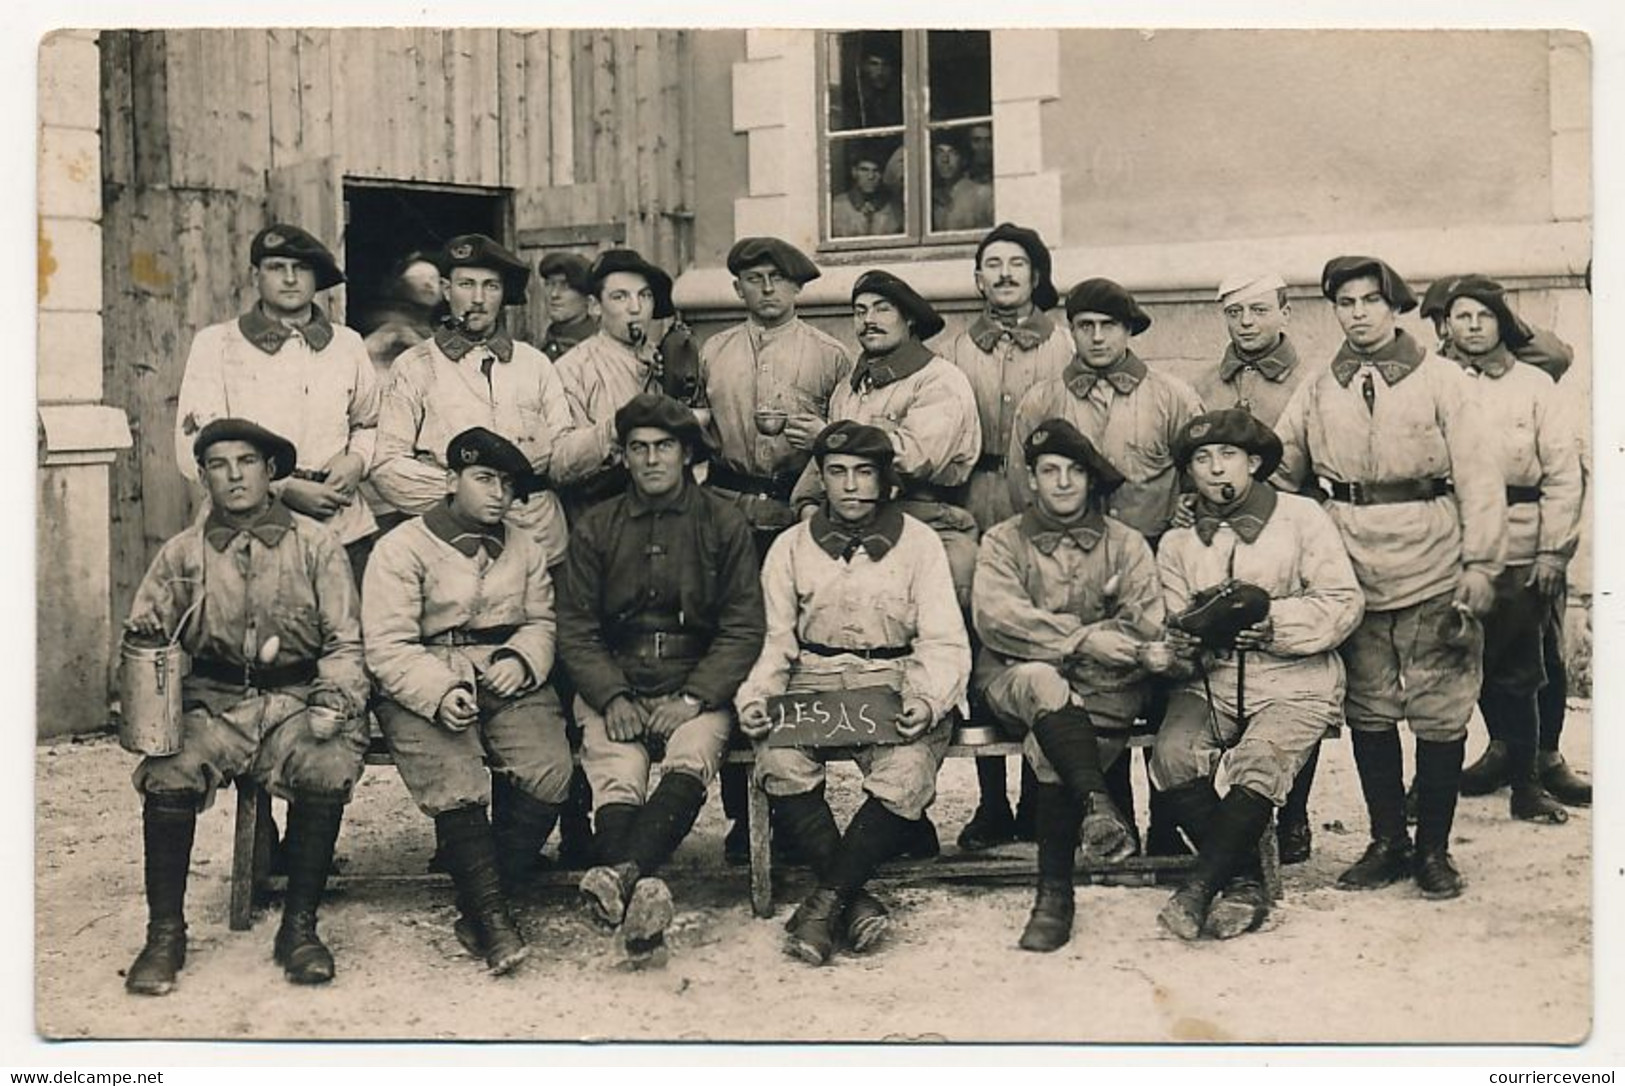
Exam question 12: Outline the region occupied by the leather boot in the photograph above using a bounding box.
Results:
[1158,786,1272,941]
[490,775,561,892]
[1156,778,1220,852]
[791,797,908,961]
[1018,880,1075,953]
[1079,792,1136,864]
[125,791,198,996]
[1145,778,1194,858]
[770,786,841,882]
[784,888,845,966]
[1277,745,1319,864]
[1507,744,1568,825]
[1021,784,1081,952]
[900,814,941,860]
[843,889,891,953]
[1539,752,1591,807]
[592,802,640,867]
[1339,729,1412,891]
[1459,740,1510,795]
[626,772,705,879]
[436,807,528,975]
[956,756,1016,851]
[273,793,345,985]
[622,877,675,964]
[1413,737,1466,900]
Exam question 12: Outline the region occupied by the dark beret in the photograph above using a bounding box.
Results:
[976,222,1059,311]
[1320,255,1418,313]
[811,419,896,464]
[851,269,945,341]
[1418,275,1462,321]
[250,223,344,291]
[1064,278,1151,335]
[1172,408,1284,481]
[1021,418,1126,496]
[438,234,531,305]
[589,248,675,319]
[1440,274,1533,351]
[613,392,709,459]
[193,417,298,481]
[446,427,544,500]
[537,251,594,294]
[727,237,821,285]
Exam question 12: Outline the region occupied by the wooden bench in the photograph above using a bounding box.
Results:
[230,723,1307,929]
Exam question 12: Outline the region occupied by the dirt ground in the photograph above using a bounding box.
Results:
[34,707,1592,1046]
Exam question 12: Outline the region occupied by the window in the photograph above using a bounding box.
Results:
[821,30,994,248]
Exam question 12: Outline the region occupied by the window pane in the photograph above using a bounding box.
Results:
[828,30,904,133]
[927,31,991,122]
[928,123,994,233]
[830,134,907,238]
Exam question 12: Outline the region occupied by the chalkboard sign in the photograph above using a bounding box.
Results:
[762,686,906,748]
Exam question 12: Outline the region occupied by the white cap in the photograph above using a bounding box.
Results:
[1216,271,1288,306]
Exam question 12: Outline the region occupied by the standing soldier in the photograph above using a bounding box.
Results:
[971,420,1162,952]
[1436,275,1584,821]
[363,427,573,976]
[1006,278,1205,857]
[699,236,853,864]
[174,223,380,583]
[1151,410,1363,940]
[122,420,369,994]
[1274,255,1506,900]
[537,252,599,362]
[947,223,1073,853]
[738,421,971,965]
[558,394,765,963]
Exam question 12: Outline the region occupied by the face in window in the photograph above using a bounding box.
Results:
[861,53,895,93]
[444,267,506,337]
[853,292,911,355]
[932,141,965,185]
[622,426,691,500]
[1188,443,1261,506]
[968,125,994,179]
[1448,297,1503,358]
[1222,292,1291,355]
[850,160,885,199]
[448,465,516,527]
[591,271,656,348]
[975,240,1035,313]
[253,257,318,319]
[545,273,589,325]
[734,262,800,328]
[400,260,443,309]
[1069,311,1131,370]
[820,453,885,524]
[1029,454,1091,520]
[1333,275,1398,353]
[200,440,275,515]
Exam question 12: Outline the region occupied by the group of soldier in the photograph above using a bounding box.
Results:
[116,213,1590,995]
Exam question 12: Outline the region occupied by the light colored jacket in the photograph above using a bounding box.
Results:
[550,331,665,486]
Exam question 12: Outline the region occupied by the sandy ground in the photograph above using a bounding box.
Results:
[35,707,1591,1045]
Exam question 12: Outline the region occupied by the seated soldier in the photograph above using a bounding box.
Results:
[1152,409,1364,940]
[738,421,971,966]
[971,419,1163,952]
[558,394,766,964]
[122,419,370,995]
[363,427,572,976]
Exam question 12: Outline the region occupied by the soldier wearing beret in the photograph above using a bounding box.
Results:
[1150,409,1364,941]
[371,233,574,572]
[970,419,1162,951]
[947,222,1074,852]
[122,419,370,995]
[363,427,574,975]
[1435,276,1586,817]
[1421,275,1575,383]
[793,269,983,608]
[697,236,853,862]
[1273,255,1507,900]
[551,249,680,513]
[557,394,765,964]
[737,421,971,966]
[174,223,381,583]
[538,252,599,362]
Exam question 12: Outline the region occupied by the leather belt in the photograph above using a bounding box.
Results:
[1506,485,1542,505]
[425,625,518,647]
[798,640,910,661]
[974,453,1006,474]
[900,479,971,506]
[1325,478,1453,506]
[706,463,799,503]
[190,657,319,689]
[612,631,710,659]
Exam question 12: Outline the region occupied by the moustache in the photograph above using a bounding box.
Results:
[993,278,1018,288]
[860,326,884,336]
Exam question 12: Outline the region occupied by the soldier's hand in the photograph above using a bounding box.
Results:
[895,697,933,740]
[124,610,166,640]
[1170,493,1197,531]
[1453,567,1496,617]
[1076,629,1142,668]
[604,695,647,742]
[322,451,367,496]
[646,695,700,739]
[1164,627,1203,660]
[308,688,349,713]
[478,657,530,699]
[738,701,772,740]
[280,478,345,518]
[436,687,479,732]
[1527,560,1566,603]
[1232,618,1275,652]
[783,414,824,451]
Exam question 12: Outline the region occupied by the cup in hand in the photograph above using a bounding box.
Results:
[1137,640,1176,674]
[754,409,788,436]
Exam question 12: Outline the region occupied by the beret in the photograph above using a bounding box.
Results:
[1418,275,1462,321]
[589,248,676,319]
[193,417,298,481]
[250,223,344,291]
[446,426,544,500]
[1320,255,1418,314]
[811,419,896,464]
[1022,417,1126,496]
[1064,278,1151,335]
[537,251,594,294]
[1216,271,1288,307]
[851,269,945,340]
[976,222,1059,311]
[727,237,821,285]
[438,234,531,305]
[613,392,710,459]
[1440,273,1533,351]
[1172,408,1284,480]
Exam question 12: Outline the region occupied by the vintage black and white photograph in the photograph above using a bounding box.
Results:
[31,21,1598,1047]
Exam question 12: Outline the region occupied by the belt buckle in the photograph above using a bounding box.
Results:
[653,631,667,659]
[1348,480,1367,505]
